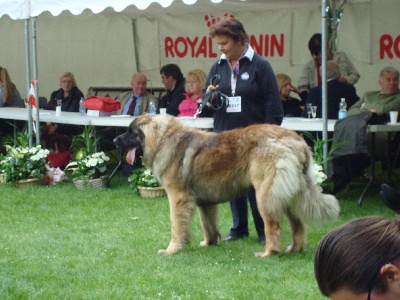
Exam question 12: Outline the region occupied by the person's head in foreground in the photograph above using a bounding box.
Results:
[314,216,400,300]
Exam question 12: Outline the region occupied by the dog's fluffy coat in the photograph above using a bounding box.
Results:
[114,115,339,257]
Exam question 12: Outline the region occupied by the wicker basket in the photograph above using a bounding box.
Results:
[15,177,44,188]
[73,176,109,190]
[0,173,6,183]
[137,186,166,198]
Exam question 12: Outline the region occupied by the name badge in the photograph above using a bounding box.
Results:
[226,96,241,113]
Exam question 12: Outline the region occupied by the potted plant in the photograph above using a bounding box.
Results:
[302,131,348,193]
[128,167,166,198]
[65,151,110,189]
[0,145,50,187]
[70,125,100,159]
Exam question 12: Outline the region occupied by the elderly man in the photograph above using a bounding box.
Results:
[117,72,157,116]
[348,66,400,116]
[159,64,185,116]
[98,72,156,175]
[332,66,400,193]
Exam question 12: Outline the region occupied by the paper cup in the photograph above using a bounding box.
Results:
[56,106,61,116]
[159,108,167,115]
[390,111,398,124]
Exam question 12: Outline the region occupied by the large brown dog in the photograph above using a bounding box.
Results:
[114,115,340,257]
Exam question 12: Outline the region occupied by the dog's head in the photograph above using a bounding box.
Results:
[113,114,173,164]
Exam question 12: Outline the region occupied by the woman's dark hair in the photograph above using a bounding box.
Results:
[209,18,249,45]
[308,33,322,56]
[314,216,400,297]
[160,64,184,84]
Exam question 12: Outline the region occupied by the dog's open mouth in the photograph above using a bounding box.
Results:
[126,147,137,165]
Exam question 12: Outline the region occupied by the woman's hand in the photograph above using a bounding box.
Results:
[206,84,219,94]
[48,124,58,135]
[290,84,301,95]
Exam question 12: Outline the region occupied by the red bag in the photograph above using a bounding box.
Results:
[47,149,72,169]
[82,96,121,112]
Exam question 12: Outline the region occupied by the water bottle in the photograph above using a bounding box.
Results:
[149,99,156,115]
[338,98,347,120]
[79,97,86,115]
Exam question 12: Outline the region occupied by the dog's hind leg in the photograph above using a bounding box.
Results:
[285,209,306,253]
[158,190,197,255]
[252,174,283,258]
[198,204,221,246]
[255,214,282,258]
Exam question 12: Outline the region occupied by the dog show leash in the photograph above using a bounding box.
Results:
[192,74,229,123]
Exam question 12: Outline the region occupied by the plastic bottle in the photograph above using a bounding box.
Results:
[79,97,86,115]
[149,99,156,115]
[338,98,347,120]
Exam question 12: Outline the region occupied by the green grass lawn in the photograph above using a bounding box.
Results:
[0,171,395,299]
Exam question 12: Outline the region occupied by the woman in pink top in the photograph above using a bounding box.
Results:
[178,69,206,117]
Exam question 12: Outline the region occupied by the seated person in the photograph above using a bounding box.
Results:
[301,61,359,119]
[348,65,400,164]
[116,72,157,116]
[0,66,25,140]
[298,33,360,102]
[159,64,185,116]
[41,72,84,168]
[275,73,303,117]
[348,66,400,116]
[315,216,400,299]
[331,66,400,193]
[99,72,156,175]
[178,69,211,118]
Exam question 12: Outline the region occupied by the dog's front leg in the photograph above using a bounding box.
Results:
[158,192,197,255]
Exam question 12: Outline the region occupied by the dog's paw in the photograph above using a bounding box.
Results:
[285,245,304,253]
[157,242,183,255]
[199,240,208,247]
[254,250,279,258]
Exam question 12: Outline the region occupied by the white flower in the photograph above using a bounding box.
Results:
[86,158,99,167]
[311,163,327,192]
[143,169,152,176]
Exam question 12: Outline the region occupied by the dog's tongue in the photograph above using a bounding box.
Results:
[126,147,137,165]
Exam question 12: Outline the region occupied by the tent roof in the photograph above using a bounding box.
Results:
[0,0,333,20]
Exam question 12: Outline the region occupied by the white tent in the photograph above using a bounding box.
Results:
[2,0,399,96]
[2,0,397,100]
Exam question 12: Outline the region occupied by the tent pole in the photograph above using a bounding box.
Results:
[25,19,33,147]
[321,0,328,170]
[31,17,40,145]
[132,19,140,72]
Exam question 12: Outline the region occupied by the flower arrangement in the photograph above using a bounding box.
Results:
[311,163,328,192]
[302,131,347,193]
[128,167,161,192]
[0,145,50,183]
[65,151,110,180]
[70,125,100,159]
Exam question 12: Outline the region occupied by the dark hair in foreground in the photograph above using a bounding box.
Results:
[209,18,249,45]
[314,216,400,297]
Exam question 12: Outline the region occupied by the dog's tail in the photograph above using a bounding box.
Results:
[295,154,340,223]
[268,146,340,223]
